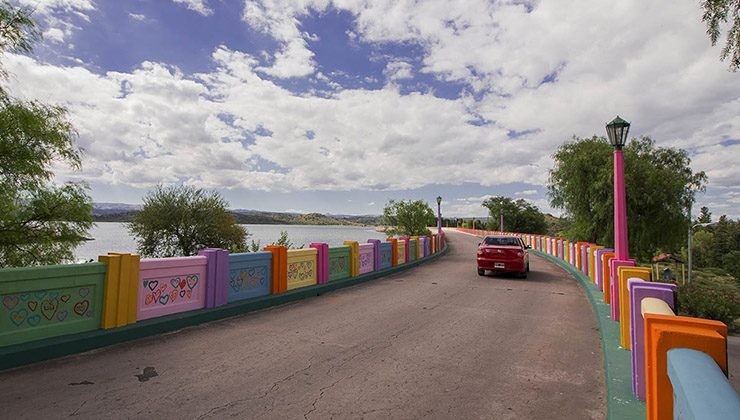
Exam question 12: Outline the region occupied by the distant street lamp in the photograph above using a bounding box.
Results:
[436,196,442,235]
[688,221,716,285]
[606,116,631,260]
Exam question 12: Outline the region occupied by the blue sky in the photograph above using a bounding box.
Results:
[7,0,740,218]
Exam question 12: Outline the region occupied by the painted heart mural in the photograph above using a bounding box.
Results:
[4,285,96,329]
[40,298,59,320]
[73,300,90,316]
[2,295,19,310]
[143,274,200,307]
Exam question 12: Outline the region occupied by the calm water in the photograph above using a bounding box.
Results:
[74,222,387,260]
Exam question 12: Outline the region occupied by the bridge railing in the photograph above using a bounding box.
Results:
[453,227,738,420]
[0,231,445,351]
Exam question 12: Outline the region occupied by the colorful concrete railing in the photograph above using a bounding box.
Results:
[667,348,740,419]
[328,245,351,281]
[358,243,374,275]
[286,248,318,290]
[0,263,106,346]
[137,256,208,321]
[0,229,446,366]
[227,252,272,302]
[453,227,737,419]
[379,241,393,270]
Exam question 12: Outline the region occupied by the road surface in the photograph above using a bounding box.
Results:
[0,230,606,419]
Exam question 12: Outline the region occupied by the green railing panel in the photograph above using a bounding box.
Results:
[328,246,351,282]
[0,263,106,347]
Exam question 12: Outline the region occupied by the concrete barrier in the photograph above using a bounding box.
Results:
[227,252,272,302]
[0,263,107,346]
[379,242,393,270]
[386,238,399,267]
[265,245,288,294]
[310,243,329,284]
[629,281,677,401]
[602,252,616,303]
[99,253,139,329]
[366,239,381,272]
[358,243,374,275]
[398,239,407,265]
[286,248,318,290]
[199,248,228,308]
[617,266,652,350]
[643,301,727,420]
[408,238,417,262]
[609,259,635,321]
[667,348,740,419]
[328,245,351,281]
[137,256,208,321]
[589,245,604,283]
[343,241,360,277]
[594,248,613,292]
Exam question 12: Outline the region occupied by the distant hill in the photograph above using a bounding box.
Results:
[92,203,383,226]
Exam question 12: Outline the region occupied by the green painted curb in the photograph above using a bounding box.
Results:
[0,245,448,371]
[533,250,645,420]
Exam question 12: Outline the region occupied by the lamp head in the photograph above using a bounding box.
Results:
[606,115,630,150]
[436,196,442,205]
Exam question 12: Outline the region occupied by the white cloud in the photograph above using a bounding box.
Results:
[4,0,739,215]
[172,0,213,16]
[17,0,96,43]
[384,61,413,81]
[128,13,148,22]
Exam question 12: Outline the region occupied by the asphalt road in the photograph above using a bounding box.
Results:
[0,230,606,419]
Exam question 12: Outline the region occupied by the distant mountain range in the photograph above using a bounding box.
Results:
[92,203,383,226]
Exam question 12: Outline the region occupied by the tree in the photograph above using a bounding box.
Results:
[701,0,740,71]
[697,206,712,224]
[548,136,707,261]
[0,3,93,267]
[382,200,434,236]
[690,229,715,268]
[129,185,247,257]
[481,196,547,234]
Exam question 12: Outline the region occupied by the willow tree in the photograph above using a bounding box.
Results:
[548,136,706,261]
[701,0,740,70]
[0,2,93,267]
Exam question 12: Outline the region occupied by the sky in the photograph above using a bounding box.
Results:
[5,0,740,218]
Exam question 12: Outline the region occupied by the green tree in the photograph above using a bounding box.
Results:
[697,206,712,224]
[0,2,93,267]
[129,185,247,257]
[709,215,740,280]
[691,229,715,268]
[481,196,547,234]
[548,136,707,261]
[382,200,434,236]
[701,0,740,70]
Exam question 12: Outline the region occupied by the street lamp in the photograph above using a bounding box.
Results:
[688,221,715,285]
[436,196,442,235]
[606,116,631,260]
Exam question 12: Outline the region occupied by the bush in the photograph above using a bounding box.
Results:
[675,272,740,332]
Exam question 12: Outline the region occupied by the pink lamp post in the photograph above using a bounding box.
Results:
[606,116,635,321]
[607,116,631,260]
[436,196,443,235]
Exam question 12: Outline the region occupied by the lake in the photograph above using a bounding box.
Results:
[74,222,388,261]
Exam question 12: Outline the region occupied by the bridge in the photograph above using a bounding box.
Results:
[0,230,738,418]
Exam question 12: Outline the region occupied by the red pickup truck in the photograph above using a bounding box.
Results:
[476,235,530,278]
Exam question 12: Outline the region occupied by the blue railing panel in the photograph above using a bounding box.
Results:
[667,348,740,420]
